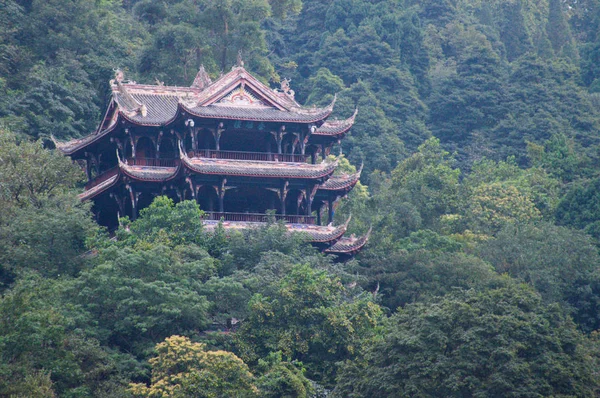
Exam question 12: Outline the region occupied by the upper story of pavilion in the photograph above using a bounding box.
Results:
[54,64,356,181]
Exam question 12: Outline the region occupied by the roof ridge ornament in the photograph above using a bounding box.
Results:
[327,94,337,112]
[357,162,364,177]
[191,65,213,90]
[236,50,244,68]
[113,68,124,84]
[280,78,295,99]
[344,213,352,229]
[50,134,65,151]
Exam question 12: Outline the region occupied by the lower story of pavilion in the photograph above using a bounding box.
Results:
[80,159,367,257]
[85,161,350,228]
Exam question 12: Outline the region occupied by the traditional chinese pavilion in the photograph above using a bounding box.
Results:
[54,62,369,258]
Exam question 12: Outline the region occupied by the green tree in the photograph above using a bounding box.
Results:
[358,239,498,311]
[499,0,532,61]
[254,351,314,398]
[465,183,541,233]
[556,177,600,231]
[427,42,507,159]
[236,263,381,386]
[0,195,98,278]
[130,335,258,398]
[477,222,600,332]
[74,245,211,355]
[117,196,205,248]
[0,129,83,210]
[0,275,132,397]
[546,0,577,59]
[390,137,460,229]
[334,282,600,397]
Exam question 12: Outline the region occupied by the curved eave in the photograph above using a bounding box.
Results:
[118,160,180,182]
[53,113,121,156]
[303,215,351,244]
[302,223,347,244]
[319,164,363,193]
[325,227,371,255]
[180,149,337,180]
[78,173,120,202]
[313,108,357,138]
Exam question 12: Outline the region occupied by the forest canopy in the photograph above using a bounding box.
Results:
[2,0,600,396]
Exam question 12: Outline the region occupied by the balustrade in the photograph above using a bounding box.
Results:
[85,166,119,190]
[193,149,306,163]
[204,212,315,224]
[125,157,179,167]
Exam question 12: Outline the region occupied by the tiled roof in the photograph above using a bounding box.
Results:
[115,92,179,126]
[119,160,180,182]
[78,173,119,201]
[180,147,338,179]
[55,65,338,154]
[202,216,350,244]
[182,103,333,123]
[325,227,371,254]
[314,109,357,136]
[320,164,363,191]
[52,111,119,155]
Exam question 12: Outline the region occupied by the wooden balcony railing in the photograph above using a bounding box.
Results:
[125,157,179,167]
[193,150,306,163]
[85,166,119,190]
[204,212,315,224]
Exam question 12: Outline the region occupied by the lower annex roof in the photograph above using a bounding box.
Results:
[325,227,372,255]
[202,216,351,244]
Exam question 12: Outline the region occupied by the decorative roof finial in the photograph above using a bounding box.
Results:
[280,78,295,98]
[237,50,244,67]
[114,68,124,83]
[191,65,212,89]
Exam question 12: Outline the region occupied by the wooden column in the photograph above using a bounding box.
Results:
[217,178,227,213]
[306,184,318,217]
[270,126,285,155]
[280,181,289,215]
[186,119,197,152]
[186,177,196,201]
[125,129,137,158]
[328,196,334,224]
[84,152,93,181]
[211,122,224,151]
[299,130,309,156]
[110,193,126,220]
[291,133,299,155]
[296,191,304,215]
[316,204,322,225]
[156,131,163,159]
[208,191,215,212]
[126,184,140,220]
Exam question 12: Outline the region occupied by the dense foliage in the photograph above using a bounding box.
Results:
[2,0,600,396]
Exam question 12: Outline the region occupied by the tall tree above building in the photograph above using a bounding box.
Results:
[547,0,578,59]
